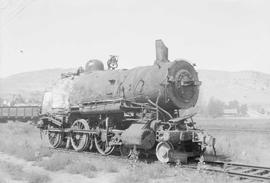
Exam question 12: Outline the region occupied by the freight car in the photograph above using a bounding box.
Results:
[0,106,40,123]
[38,40,215,163]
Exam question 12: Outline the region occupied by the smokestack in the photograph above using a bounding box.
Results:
[155,39,169,63]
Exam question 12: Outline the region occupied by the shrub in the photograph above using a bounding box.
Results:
[26,172,51,183]
[38,153,76,171]
[114,162,173,183]
[207,98,225,118]
[105,163,118,173]
[0,122,52,162]
[66,161,97,178]
[0,161,51,183]
[0,161,24,180]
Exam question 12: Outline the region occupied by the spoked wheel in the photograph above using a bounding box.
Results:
[94,133,115,155]
[119,145,132,158]
[48,131,63,148]
[156,141,174,163]
[70,119,91,151]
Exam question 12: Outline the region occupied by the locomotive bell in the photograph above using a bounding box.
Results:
[85,59,104,73]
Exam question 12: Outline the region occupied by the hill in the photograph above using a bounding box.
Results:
[0,68,270,107]
[199,70,270,107]
[0,68,74,101]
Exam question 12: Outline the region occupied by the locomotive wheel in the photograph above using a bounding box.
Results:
[48,131,63,148]
[94,133,115,155]
[156,141,174,163]
[70,119,90,151]
[119,145,132,158]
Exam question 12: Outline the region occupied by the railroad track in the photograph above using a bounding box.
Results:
[201,161,270,182]
[49,148,270,182]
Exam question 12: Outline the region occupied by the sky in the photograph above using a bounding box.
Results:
[0,0,270,78]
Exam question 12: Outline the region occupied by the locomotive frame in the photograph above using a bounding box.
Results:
[39,91,214,163]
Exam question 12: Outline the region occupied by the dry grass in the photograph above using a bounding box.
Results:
[26,171,51,183]
[74,157,119,173]
[38,153,76,171]
[0,122,52,161]
[0,122,120,180]
[38,152,119,178]
[196,118,270,166]
[184,171,236,183]
[114,162,238,183]
[0,119,268,182]
[115,163,170,183]
[211,133,270,166]
[104,162,119,173]
[0,161,25,180]
[0,178,6,183]
[195,118,270,130]
[66,161,97,178]
[0,177,5,183]
[0,161,51,183]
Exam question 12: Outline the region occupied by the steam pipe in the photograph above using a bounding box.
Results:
[147,99,173,119]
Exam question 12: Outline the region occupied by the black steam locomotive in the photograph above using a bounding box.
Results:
[38,40,215,163]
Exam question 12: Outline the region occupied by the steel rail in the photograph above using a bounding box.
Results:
[203,160,270,181]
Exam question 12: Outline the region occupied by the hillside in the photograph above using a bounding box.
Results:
[199,70,270,106]
[1,68,270,106]
[0,68,74,100]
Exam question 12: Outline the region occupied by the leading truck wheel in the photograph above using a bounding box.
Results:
[70,119,90,151]
[156,141,174,163]
[48,131,63,148]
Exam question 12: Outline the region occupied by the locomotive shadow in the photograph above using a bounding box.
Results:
[203,153,231,162]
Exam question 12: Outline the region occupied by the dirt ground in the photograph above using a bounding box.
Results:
[0,119,269,183]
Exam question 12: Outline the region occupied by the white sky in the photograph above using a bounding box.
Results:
[0,0,270,78]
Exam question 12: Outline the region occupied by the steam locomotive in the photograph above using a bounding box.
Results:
[38,40,215,163]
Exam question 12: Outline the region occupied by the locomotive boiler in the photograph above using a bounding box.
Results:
[38,40,215,163]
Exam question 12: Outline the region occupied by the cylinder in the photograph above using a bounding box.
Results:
[121,123,156,150]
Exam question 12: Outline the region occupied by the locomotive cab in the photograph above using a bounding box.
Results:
[41,91,69,115]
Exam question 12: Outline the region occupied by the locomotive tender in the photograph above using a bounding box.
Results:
[38,40,214,163]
